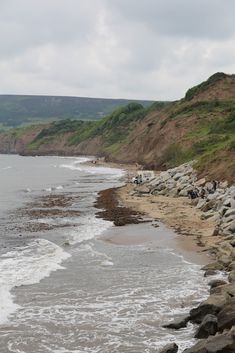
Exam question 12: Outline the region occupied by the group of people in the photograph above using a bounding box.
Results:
[186,180,218,200]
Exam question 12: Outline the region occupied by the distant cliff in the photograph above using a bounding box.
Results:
[1,73,235,182]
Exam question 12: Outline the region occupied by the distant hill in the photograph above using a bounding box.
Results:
[0,94,154,128]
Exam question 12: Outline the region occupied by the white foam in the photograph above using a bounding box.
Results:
[68,215,112,245]
[56,185,64,190]
[101,260,114,267]
[59,158,125,179]
[0,239,70,324]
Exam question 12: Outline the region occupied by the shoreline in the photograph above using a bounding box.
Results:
[117,184,220,258]
[91,158,221,260]
[93,160,235,353]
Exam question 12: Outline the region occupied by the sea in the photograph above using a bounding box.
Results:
[0,154,212,353]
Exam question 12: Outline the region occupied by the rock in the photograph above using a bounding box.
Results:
[159,343,178,353]
[228,261,235,271]
[163,316,189,330]
[228,270,235,283]
[135,185,150,194]
[173,173,184,181]
[195,178,206,187]
[204,270,218,277]
[179,189,190,197]
[209,279,228,289]
[189,294,229,323]
[201,200,217,213]
[183,329,235,353]
[220,241,233,253]
[194,314,218,339]
[219,206,230,216]
[216,255,231,268]
[196,199,207,209]
[201,262,225,272]
[220,181,229,189]
[224,209,235,218]
[201,212,215,220]
[212,227,220,236]
[223,198,232,207]
[210,283,235,297]
[228,220,235,233]
[217,298,235,331]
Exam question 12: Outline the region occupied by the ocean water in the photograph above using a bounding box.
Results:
[0,155,211,353]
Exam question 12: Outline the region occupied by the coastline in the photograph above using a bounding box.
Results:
[93,159,235,353]
[90,158,220,260]
[2,154,234,352]
[117,184,219,257]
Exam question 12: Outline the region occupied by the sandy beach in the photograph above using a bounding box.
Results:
[117,184,227,257]
[91,158,222,260]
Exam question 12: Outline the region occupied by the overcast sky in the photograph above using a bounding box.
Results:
[0,0,234,100]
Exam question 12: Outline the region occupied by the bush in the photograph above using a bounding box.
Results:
[185,72,227,101]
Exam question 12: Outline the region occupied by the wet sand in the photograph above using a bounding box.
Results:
[95,186,210,265]
[116,184,223,257]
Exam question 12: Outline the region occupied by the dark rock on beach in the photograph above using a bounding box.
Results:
[217,298,235,331]
[163,316,190,330]
[189,294,229,324]
[201,262,226,272]
[194,314,218,339]
[204,270,218,277]
[229,270,235,283]
[159,343,178,353]
[209,279,228,289]
[183,328,235,353]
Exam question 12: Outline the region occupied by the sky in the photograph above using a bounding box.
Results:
[0,0,235,100]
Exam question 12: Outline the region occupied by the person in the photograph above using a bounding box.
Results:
[188,190,198,199]
[212,180,217,192]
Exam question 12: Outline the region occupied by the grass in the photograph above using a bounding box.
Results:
[185,72,227,101]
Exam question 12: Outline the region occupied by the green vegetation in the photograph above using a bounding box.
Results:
[185,72,227,101]
[0,95,154,128]
[27,103,151,151]
[159,143,194,167]
[68,102,148,146]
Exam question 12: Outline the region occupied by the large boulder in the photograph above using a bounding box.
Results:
[201,200,217,213]
[210,283,235,297]
[189,294,229,324]
[228,270,235,283]
[163,316,189,330]
[194,314,218,339]
[217,298,235,331]
[224,209,235,218]
[209,279,228,292]
[159,343,178,353]
[183,329,235,353]
[229,261,235,271]
[201,262,225,272]
[228,220,235,233]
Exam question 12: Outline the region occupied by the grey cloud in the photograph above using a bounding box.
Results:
[0,0,235,100]
[106,0,235,39]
